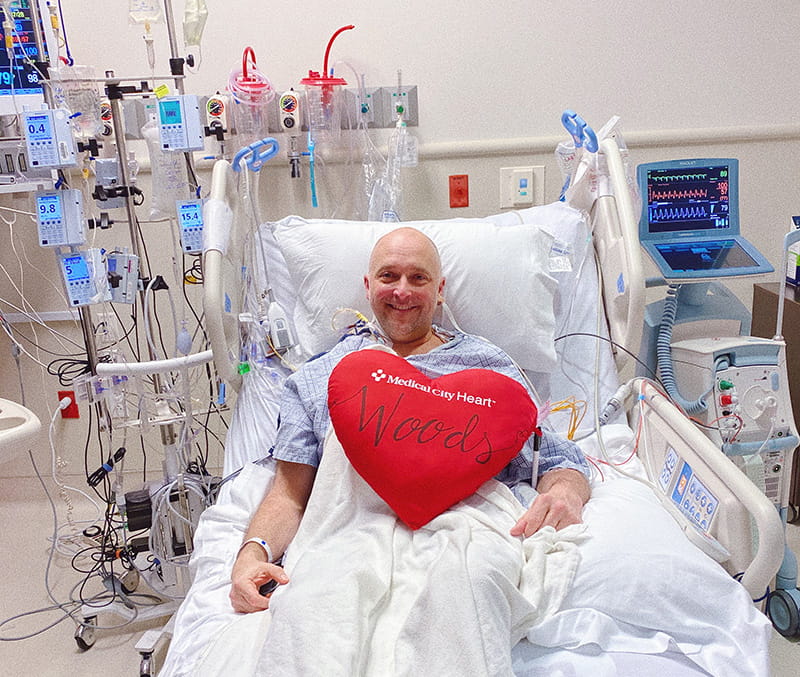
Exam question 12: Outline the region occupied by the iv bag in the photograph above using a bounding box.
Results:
[183,0,208,47]
[51,65,103,141]
[142,119,190,221]
[129,0,162,24]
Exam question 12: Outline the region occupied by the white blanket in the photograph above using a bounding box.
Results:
[256,429,583,676]
[160,424,772,677]
[168,429,585,677]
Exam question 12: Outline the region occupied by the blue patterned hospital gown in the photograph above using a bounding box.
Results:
[271,329,589,505]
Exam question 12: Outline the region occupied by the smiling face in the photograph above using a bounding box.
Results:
[364,228,446,356]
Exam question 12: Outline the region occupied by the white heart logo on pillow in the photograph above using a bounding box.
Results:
[327,349,539,529]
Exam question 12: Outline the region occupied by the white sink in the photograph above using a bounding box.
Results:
[0,398,41,456]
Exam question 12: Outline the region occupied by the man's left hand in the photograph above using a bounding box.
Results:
[510,468,590,538]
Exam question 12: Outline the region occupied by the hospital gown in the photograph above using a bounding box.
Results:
[271,328,590,501]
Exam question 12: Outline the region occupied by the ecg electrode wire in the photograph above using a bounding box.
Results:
[0,297,84,350]
[3,323,85,358]
[6,213,79,334]
[48,403,102,525]
[573,249,655,486]
[554,332,657,381]
[16,449,129,637]
[0,268,69,367]
[107,303,141,361]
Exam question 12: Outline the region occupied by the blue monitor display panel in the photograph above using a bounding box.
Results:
[641,160,737,238]
[0,1,44,95]
[62,254,90,282]
[36,191,62,219]
[645,163,732,234]
[637,158,773,280]
[159,99,183,125]
[0,0,55,115]
[177,200,202,226]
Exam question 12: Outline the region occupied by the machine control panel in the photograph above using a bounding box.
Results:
[176,199,204,253]
[158,95,205,152]
[23,109,78,168]
[659,448,719,532]
[35,189,86,247]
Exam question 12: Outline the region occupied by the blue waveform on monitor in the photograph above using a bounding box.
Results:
[650,205,709,222]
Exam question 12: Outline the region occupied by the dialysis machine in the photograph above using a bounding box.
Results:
[636,158,800,636]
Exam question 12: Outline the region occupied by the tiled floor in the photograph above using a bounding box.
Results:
[1,474,799,676]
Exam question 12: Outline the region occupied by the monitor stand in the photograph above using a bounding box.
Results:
[636,281,752,378]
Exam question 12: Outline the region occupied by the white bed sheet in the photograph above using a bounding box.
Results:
[159,425,771,677]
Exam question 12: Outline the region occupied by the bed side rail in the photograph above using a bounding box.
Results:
[632,378,785,600]
[203,160,242,392]
[591,138,645,372]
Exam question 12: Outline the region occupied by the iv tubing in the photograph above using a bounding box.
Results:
[323,25,355,76]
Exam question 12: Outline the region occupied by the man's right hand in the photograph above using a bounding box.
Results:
[229,544,290,613]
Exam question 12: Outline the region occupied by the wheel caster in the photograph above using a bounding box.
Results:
[74,616,97,651]
[768,589,800,637]
[140,653,153,677]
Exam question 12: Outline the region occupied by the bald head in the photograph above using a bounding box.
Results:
[364,227,446,356]
[368,228,442,279]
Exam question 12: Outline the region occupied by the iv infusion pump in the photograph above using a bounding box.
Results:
[158,95,204,152]
[58,249,111,307]
[23,109,78,168]
[35,189,85,247]
[176,199,204,253]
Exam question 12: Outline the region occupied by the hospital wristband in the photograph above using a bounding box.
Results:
[238,537,275,563]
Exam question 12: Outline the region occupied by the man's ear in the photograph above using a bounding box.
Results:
[364,274,371,300]
[438,277,446,304]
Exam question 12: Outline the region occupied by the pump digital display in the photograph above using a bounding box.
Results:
[62,254,90,282]
[159,99,182,125]
[37,193,62,220]
[178,201,202,226]
[25,112,52,141]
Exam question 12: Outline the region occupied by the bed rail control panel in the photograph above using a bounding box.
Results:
[657,447,731,562]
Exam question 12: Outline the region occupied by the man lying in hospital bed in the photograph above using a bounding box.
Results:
[161,210,772,676]
[228,226,590,674]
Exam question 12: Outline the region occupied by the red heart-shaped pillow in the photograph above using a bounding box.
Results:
[327,349,539,529]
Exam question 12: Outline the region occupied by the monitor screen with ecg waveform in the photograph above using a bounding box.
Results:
[645,164,731,234]
[636,157,773,280]
[0,1,46,99]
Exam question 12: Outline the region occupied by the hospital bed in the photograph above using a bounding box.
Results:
[158,136,784,676]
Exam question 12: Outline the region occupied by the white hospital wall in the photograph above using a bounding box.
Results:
[2,1,800,482]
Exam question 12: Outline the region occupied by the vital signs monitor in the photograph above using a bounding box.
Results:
[637,158,773,280]
[0,1,59,116]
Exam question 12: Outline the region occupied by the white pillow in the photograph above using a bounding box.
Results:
[270,216,559,373]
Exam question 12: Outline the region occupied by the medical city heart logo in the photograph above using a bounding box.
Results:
[327,349,539,529]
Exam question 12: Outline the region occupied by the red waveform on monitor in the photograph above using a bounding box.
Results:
[649,187,708,201]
